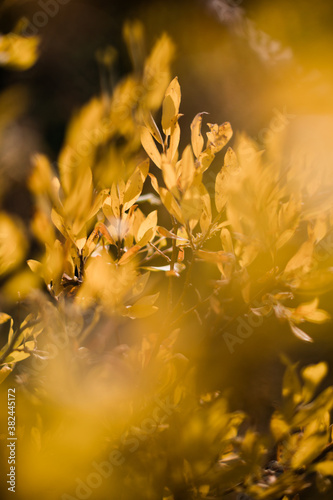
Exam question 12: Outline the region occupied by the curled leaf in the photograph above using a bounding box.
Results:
[191,112,208,158]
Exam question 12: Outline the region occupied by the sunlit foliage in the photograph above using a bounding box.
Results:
[1,18,333,500]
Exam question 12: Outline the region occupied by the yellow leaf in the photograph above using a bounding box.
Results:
[123,159,149,211]
[143,112,163,145]
[224,147,238,170]
[191,112,207,158]
[118,245,141,265]
[313,461,333,476]
[95,222,115,246]
[123,19,145,73]
[294,299,330,324]
[198,183,212,233]
[198,485,210,498]
[180,145,195,192]
[141,127,162,169]
[142,263,186,274]
[58,97,104,194]
[27,260,43,276]
[159,188,184,224]
[0,213,27,276]
[167,120,181,163]
[124,293,159,318]
[291,433,328,469]
[0,365,12,384]
[3,269,41,300]
[301,362,328,403]
[284,239,314,274]
[207,122,233,154]
[221,228,233,253]
[157,226,189,243]
[270,411,290,441]
[111,183,120,218]
[215,148,239,212]
[137,210,158,244]
[181,186,203,222]
[197,149,215,174]
[0,32,39,70]
[149,173,160,194]
[295,298,319,316]
[161,155,179,196]
[4,350,31,364]
[305,309,331,323]
[51,209,70,239]
[64,166,93,225]
[28,154,54,196]
[161,77,181,134]
[197,250,230,264]
[0,313,12,325]
[142,33,175,110]
[31,211,55,246]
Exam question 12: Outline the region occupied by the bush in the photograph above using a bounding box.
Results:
[1,19,333,500]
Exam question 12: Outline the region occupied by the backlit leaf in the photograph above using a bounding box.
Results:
[161,77,181,134]
[180,145,195,192]
[161,155,179,197]
[289,322,313,343]
[301,362,328,403]
[207,122,233,154]
[137,210,158,245]
[159,188,184,224]
[123,159,149,211]
[191,112,208,158]
[141,127,162,169]
[124,293,159,318]
[0,32,39,70]
[0,313,12,325]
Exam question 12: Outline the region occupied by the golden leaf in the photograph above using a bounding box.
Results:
[0,32,39,70]
[0,313,12,325]
[118,245,141,265]
[181,185,203,222]
[141,127,162,169]
[284,239,314,274]
[190,112,207,158]
[161,77,181,135]
[149,173,160,194]
[142,33,175,111]
[197,250,230,264]
[124,293,159,319]
[215,148,239,213]
[137,210,158,245]
[0,213,27,276]
[123,159,149,211]
[206,122,233,154]
[157,226,189,243]
[167,119,181,163]
[161,155,179,197]
[313,461,333,477]
[159,188,184,224]
[301,362,328,403]
[180,145,195,192]
[143,112,163,145]
[198,183,212,233]
[0,365,12,384]
[197,149,215,174]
